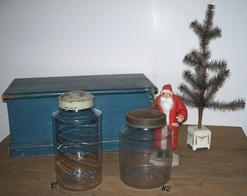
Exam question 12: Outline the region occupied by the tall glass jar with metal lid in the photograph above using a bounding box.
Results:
[52,90,102,191]
[119,108,172,189]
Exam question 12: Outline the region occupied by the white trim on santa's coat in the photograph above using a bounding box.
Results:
[160,126,169,150]
[172,122,179,127]
[165,110,170,125]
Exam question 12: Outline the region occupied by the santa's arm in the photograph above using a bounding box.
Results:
[176,96,188,123]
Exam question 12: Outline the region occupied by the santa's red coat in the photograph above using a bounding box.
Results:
[153,94,188,150]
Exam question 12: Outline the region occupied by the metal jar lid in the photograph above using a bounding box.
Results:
[59,90,94,110]
[126,108,166,129]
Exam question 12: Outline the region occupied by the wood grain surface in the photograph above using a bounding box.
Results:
[0,125,246,196]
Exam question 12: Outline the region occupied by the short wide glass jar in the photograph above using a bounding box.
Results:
[119,108,172,189]
[53,90,102,191]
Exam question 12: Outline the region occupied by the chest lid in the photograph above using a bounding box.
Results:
[2,73,156,100]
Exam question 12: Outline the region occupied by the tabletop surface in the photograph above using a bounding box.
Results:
[0,125,246,196]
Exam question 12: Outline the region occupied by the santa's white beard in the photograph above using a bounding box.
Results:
[160,97,174,113]
[160,97,173,125]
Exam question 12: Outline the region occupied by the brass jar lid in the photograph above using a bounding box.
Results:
[126,108,166,129]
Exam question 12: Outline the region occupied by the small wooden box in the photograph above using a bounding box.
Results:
[2,74,156,157]
[187,126,211,151]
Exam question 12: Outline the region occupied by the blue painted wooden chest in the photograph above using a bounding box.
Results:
[2,74,156,157]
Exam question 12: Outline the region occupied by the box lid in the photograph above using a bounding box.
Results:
[2,74,157,100]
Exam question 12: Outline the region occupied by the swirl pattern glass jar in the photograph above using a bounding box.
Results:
[53,90,102,191]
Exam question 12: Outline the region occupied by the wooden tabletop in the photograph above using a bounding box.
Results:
[0,125,246,196]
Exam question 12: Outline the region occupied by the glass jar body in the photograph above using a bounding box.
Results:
[53,108,102,191]
[119,125,172,189]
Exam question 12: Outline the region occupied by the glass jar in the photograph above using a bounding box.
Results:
[119,108,172,189]
[52,90,102,191]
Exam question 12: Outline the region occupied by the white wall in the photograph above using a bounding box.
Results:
[0,0,246,141]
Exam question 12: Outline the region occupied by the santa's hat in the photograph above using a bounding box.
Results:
[161,84,173,94]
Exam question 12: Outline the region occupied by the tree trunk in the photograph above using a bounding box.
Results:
[198,107,203,129]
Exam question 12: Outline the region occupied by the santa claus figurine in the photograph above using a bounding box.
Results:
[153,84,188,150]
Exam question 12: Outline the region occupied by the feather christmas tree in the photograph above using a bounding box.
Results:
[178,4,245,129]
